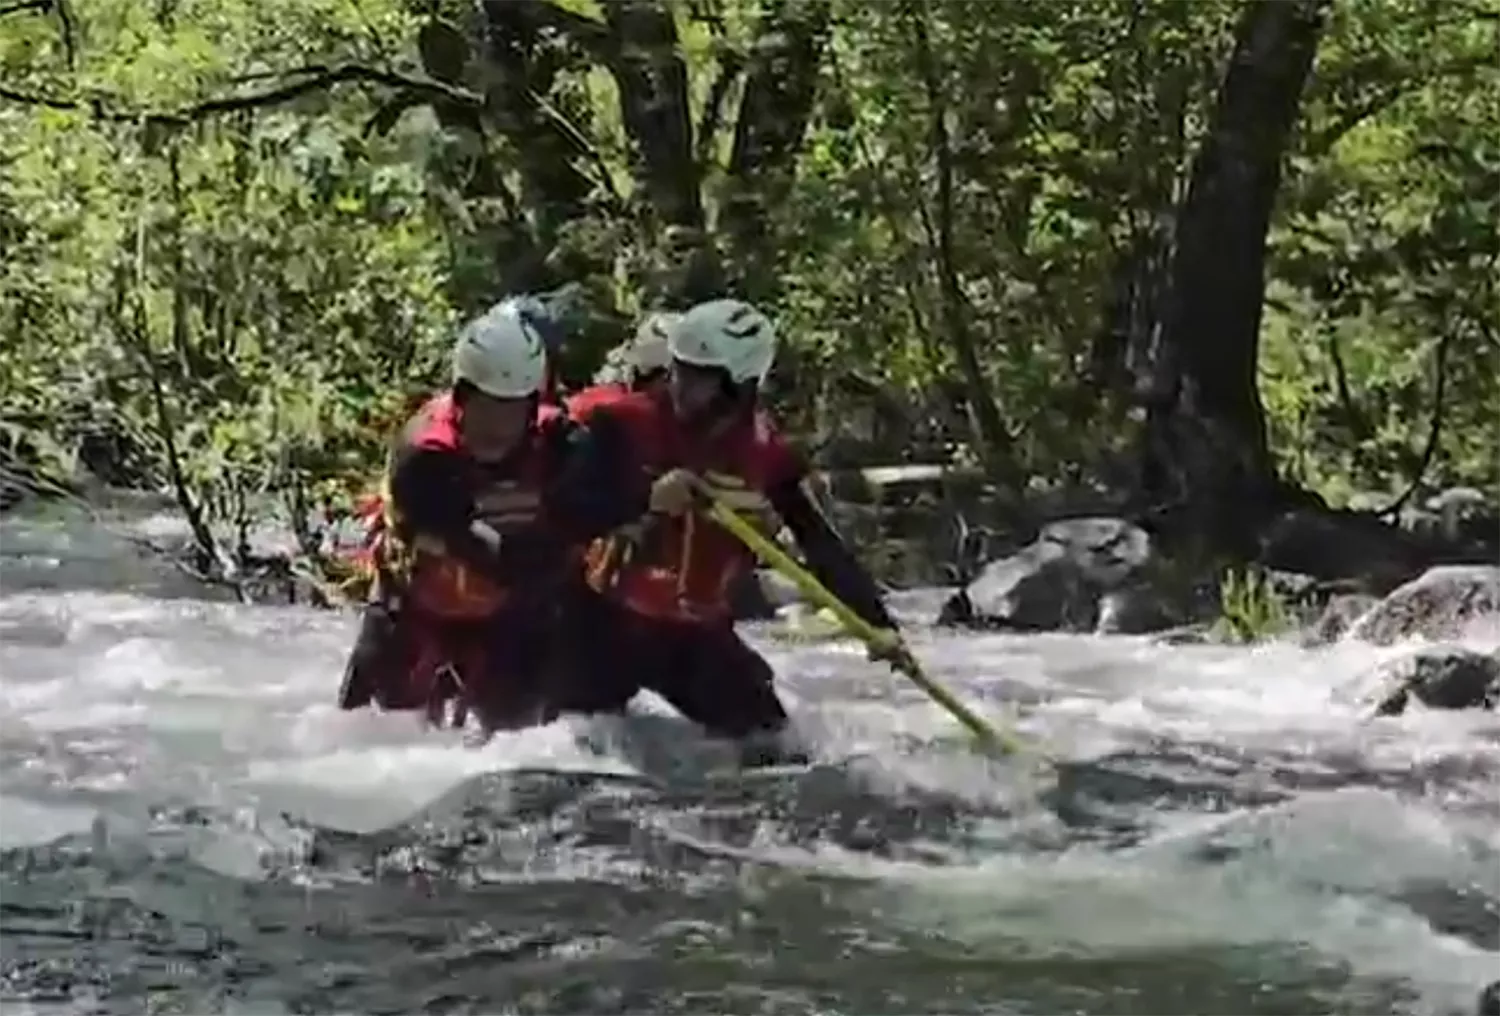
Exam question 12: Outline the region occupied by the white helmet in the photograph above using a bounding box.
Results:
[628,311,680,377]
[452,300,548,398]
[667,298,777,385]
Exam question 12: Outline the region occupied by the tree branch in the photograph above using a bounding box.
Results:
[1304,52,1496,156]
[822,40,935,352]
[717,0,830,299]
[116,227,226,588]
[1378,330,1453,518]
[694,45,743,172]
[0,62,482,125]
[601,0,702,229]
[0,0,51,17]
[1325,323,1372,442]
[525,85,626,210]
[54,0,74,70]
[511,0,615,57]
[905,0,1017,485]
[471,3,604,238]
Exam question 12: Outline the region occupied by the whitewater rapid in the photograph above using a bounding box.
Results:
[2,501,1497,1014]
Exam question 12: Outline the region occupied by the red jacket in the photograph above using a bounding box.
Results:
[362,391,563,620]
[573,390,800,624]
[564,382,632,420]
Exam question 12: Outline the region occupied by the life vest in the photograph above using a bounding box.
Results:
[362,391,562,621]
[577,391,793,624]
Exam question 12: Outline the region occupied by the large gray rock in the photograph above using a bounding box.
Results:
[938,517,1152,632]
[1347,565,1500,646]
[1096,582,1185,635]
[1479,979,1500,1016]
[1371,647,1500,716]
[1408,486,1498,546]
[1301,592,1380,646]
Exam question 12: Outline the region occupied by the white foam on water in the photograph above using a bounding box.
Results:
[2,507,1497,1012]
[0,794,101,850]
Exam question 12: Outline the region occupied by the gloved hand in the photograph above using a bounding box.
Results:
[866,627,916,674]
[649,468,704,517]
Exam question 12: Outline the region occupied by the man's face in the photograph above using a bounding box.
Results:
[459,390,532,462]
[668,360,726,420]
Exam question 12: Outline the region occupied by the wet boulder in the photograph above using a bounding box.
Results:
[938,517,1152,632]
[1096,584,1184,635]
[1370,647,1500,716]
[1347,565,1500,646]
[1407,486,1498,546]
[1301,592,1380,647]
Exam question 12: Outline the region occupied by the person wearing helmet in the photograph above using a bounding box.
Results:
[502,287,577,405]
[336,297,604,734]
[566,311,680,418]
[549,298,903,764]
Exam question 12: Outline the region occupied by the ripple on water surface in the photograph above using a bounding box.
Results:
[1,520,1498,1014]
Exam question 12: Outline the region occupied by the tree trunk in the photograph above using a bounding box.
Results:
[906,0,1018,488]
[602,1,702,232]
[1140,0,1330,555]
[717,0,830,303]
[419,0,829,311]
[596,0,720,305]
[477,1,599,242]
[412,3,607,302]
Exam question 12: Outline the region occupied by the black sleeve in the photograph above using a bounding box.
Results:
[387,447,473,540]
[768,477,896,631]
[387,446,555,586]
[546,409,651,539]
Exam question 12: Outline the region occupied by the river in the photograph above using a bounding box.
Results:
[2,498,1497,1014]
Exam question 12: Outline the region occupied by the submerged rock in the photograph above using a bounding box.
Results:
[1478,979,1500,1016]
[1370,646,1500,716]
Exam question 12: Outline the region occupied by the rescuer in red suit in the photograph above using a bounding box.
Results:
[337,298,599,734]
[552,298,908,764]
[565,310,679,418]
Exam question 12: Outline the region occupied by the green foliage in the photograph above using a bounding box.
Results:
[1263,0,1500,504]
[2,0,452,568]
[2,0,1496,586]
[1213,567,1293,644]
[779,0,1243,470]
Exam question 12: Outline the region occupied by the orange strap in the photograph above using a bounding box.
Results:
[676,511,695,600]
[587,536,621,590]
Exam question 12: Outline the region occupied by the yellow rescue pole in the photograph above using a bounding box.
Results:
[702,498,1027,757]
